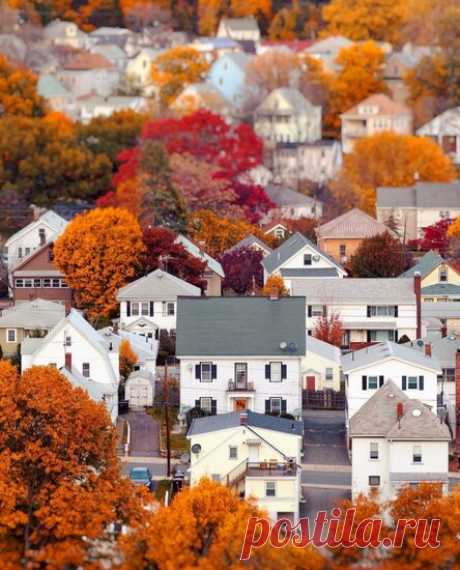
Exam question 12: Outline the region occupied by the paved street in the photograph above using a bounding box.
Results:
[303,409,350,465]
[122,410,160,457]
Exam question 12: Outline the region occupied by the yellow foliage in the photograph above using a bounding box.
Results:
[262,274,289,297]
[119,339,138,379]
[448,217,460,240]
[230,0,271,19]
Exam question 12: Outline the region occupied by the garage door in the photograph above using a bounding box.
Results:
[129,383,149,407]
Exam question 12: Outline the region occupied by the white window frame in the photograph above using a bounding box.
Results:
[6,329,17,343]
[303,254,312,266]
[270,397,282,414]
[325,367,334,382]
[265,481,276,497]
[131,302,140,316]
[167,302,175,316]
[370,442,379,460]
[369,475,380,487]
[311,304,324,317]
[200,397,212,413]
[229,446,238,460]
[200,362,213,383]
[412,445,422,464]
[141,302,149,316]
[270,361,282,383]
[407,376,418,390]
[367,376,378,390]
[15,279,24,288]
[82,363,90,378]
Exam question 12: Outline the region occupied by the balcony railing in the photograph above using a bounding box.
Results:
[227,380,255,392]
[246,461,298,477]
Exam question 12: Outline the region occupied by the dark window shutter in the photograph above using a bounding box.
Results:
[281,399,287,413]
[150,301,154,316]
[394,330,398,343]
[362,375,367,390]
[195,399,200,408]
[155,329,159,340]
[394,305,398,317]
[367,306,371,318]
[265,399,270,413]
[379,375,384,387]
[402,375,407,390]
[322,305,327,317]
[126,301,131,317]
[211,400,217,415]
[265,364,271,379]
[366,330,371,343]
[195,364,201,380]
[212,364,217,379]
[419,375,424,390]
[308,305,312,317]
[281,364,287,379]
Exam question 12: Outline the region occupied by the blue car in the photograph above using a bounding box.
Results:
[129,467,153,491]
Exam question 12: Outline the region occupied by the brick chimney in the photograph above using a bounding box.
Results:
[425,343,431,357]
[456,350,460,451]
[414,272,422,339]
[65,352,72,371]
[396,402,404,420]
[270,286,279,301]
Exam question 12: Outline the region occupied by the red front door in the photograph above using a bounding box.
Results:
[306,376,316,391]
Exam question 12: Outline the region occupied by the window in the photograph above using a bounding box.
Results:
[25,247,30,256]
[229,446,238,460]
[274,228,284,238]
[370,442,379,460]
[141,302,149,316]
[212,474,221,481]
[325,368,333,382]
[311,304,324,317]
[15,279,24,288]
[43,279,51,288]
[6,329,16,343]
[368,376,378,389]
[270,362,282,382]
[33,279,41,288]
[303,254,312,266]
[270,397,282,414]
[18,247,22,258]
[369,476,380,487]
[235,363,248,388]
[65,336,72,347]
[408,376,418,389]
[265,481,276,497]
[200,397,212,413]
[368,305,397,317]
[439,266,448,282]
[412,445,422,463]
[61,280,68,288]
[39,228,46,245]
[339,244,346,257]
[24,280,32,288]
[369,330,396,342]
[82,363,90,378]
[132,302,139,316]
[440,210,450,219]
[167,303,175,316]
[52,278,60,288]
[200,362,213,382]
[440,368,456,382]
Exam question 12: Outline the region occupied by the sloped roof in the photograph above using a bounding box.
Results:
[265,184,319,207]
[5,210,67,248]
[342,341,441,373]
[226,234,273,255]
[262,232,344,275]
[306,336,341,363]
[317,208,395,239]
[306,36,352,54]
[349,380,450,440]
[423,334,460,368]
[291,277,415,304]
[98,327,157,362]
[188,410,303,436]
[401,251,444,278]
[280,267,340,278]
[176,296,306,357]
[342,93,411,117]
[417,107,460,135]
[217,51,251,71]
[220,16,259,32]
[117,269,201,301]
[422,283,460,296]
[60,366,116,400]
[38,74,71,98]
[256,87,317,115]
[176,235,224,278]
[0,299,65,329]
[63,52,114,70]
[377,182,460,209]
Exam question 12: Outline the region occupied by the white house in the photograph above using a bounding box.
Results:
[117,269,201,338]
[21,310,120,423]
[264,185,324,221]
[301,336,342,392]
[125,48,161,96]
[341,93,413,154]
[343,341,441,422]
[226,234,273,257]
[262,232,347,284]
[176,296,306,417]
[3,210,68,269]
[254,88,322,147]
[291,277,420,350]
[216,17,261,42]
[417,107,460,165]
[188,410,303,523]
[377,181,460,242]
[176,234,224,296]
[58,52,120,98]
[44,19,89,50]
[350,380,450,502]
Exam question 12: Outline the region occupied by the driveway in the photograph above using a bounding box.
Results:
[303,409,350,465]
[125,410,160,457]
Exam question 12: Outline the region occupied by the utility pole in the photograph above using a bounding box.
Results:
[163,359,171,477]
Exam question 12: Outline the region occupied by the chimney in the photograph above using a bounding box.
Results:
[240,411,248,425]
[455,350,460,451]
[414,272,422,339]
[65,352,72,371]
[270,286,279,301]
[113,321,119,335]
[424,343,431,357]
[396,402,404,425]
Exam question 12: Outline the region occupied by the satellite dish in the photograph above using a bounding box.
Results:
[312,255,320,262]
[412,409,422,417]
[191,443,202,454]
[180,452,190,464]
[288,342,297,353]
[416,339,424,347]
[280,341,288,350]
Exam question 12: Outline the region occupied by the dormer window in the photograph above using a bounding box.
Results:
[303,254,312,266]
[39,228,46,245]
[439,266,448,282]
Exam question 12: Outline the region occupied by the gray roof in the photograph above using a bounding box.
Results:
[220,17,259,33]
[38,74,72,98]
[60,366,116,400]
[176,235,224,278]
[262,232,343,275]
[349,380,450,440]
[390,472,449,483]
[265,184,318,207]
[342,341,441,373]
[422,302,460,319]
[413,334,460,369]
[291,278,415,304]
[176,296,306,357]
[377,181,460,209]
[317,208,395,239]
[226,234,273,255]
[306,336,341,363]
[401,251,444,278]
[256,87,317,115]
[422,283,460,296]
[280,268,340,278]
[188,410,303,436]
[117,269,201,301]
[0,299,65,329]
[218,51,251,71]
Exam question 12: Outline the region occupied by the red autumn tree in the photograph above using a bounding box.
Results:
[313,313,344,347]
[142,226,206,290]
[410,218,453,255]
[219,246,264,295]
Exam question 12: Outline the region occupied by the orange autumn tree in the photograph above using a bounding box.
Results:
[331,132,455,213]
[0,364,146,569]
[313,312,344,347]
[151,46,210,107]
[187,209,272,257]
[262,274,289,297]
[119,478,325,570]
[53,208,144,320]
[119,338,138,380]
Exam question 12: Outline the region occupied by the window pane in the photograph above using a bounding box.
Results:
[408,376,418,389]
[141,302,149,316]
[200,397,212,413]
[201,362,212,382]
[370,442,379,459]
[325,367,333,381]
[270,398,281,413]
[369,476,380,486]
[368,376,378,389]
[132,303,139,316]
[270,362,282,382]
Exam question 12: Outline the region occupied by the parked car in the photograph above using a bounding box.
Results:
[129,467,153,491]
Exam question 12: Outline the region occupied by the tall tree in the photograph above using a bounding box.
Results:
[411,218,453,255]
[220,246,264,295]
[119,339,138,380]
[313,313,344,347]
[0,363,145,568]
[53,208,145,320]
[261,274,289,297]
[349,233,412,277]
[0,55,46,117]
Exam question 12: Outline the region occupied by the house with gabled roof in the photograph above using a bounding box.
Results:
[176,234,224,296]
[264,184,323,220]
[58,51,120,97]
[188,410,303,523]
[21,309,119,423]
[301,336,342,392]
[349,380,450,501]
[416,106,460,165]
[262,231,346,284]
[217,17,261,42]
[207,51,252,109]
[117,269,201,338]
[176,295,306,418]
[401,250,460,302]
[226,234,273,257]
[44,19,89,50]
[316,208,397,265]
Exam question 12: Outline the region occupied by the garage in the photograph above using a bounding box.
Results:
[125,371,155,408]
